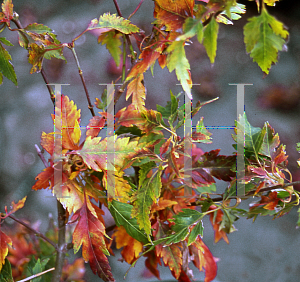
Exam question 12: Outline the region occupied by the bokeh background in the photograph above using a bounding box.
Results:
[1,0,300,281]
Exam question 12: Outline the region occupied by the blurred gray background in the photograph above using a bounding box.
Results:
[1,0,300,281]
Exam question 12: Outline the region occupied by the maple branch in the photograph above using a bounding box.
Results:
[8,214,57,251]
[193,180,300,204]
[69,45,95,117]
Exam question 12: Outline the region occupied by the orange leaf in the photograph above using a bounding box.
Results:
[156,242,182,279]
[209,207,229,244]
[126,74,146,112]
[0,229,12,272]
[32,166,54,191]
[72,203,114,281]
[113,226,143,264]
[151,198,178,213]
[86,116,106,138]
[3,197,27,218]
[189,237,217,282]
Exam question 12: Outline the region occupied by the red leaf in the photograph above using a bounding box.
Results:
[144,250,161,280]
[72,204,114,281]
[189,237,217,282]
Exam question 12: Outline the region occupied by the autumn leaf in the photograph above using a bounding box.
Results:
[0,197,26,272]
[0,232,12,273]
[167,40,192,100]
[154,0,194,32]
[176,17,203,42]
[72,202,114,282]
[244,6,288,74]
[86,116,106,139]
[0,0,13,24]
[72,135,146,173]
[126,74,146,112]
[113,226,143,264]
[87,13,139,35]
[208,206,229,244]
[192,117,212,144]
[189,237,217,282]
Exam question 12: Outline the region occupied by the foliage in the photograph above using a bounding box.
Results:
[0,0,299,282]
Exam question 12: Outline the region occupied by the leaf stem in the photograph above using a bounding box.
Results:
[69,46,95,117]
[8,214,57,251]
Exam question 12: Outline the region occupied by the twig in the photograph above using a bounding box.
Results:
[69,46,95,117]
[128,0,145,20]
[16,268,55,282]
[41,69,55,104]
[35,144,49,167]
[8,214,57,251]
[112,0,137,61]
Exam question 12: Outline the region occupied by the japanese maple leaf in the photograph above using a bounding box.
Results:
[0,0,13,24]
[72,201,114,282]
[189,237,218,282]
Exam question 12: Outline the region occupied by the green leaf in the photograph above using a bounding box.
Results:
[0,42,17,85]
[196,183,216,193]
[234,113,265,159]
[187,221,204,246]
[243,7,288,74]
[0,259,13,282]
[176,17,203,42]
[203,17,219,64]
[193,117,212,144]
[166,209,203,246]
[109,200,149,244]
[0,37,13,46]
[167,40,192,99]
[88,13,139,34]
[98,30,122,67]
[26,257,50,282]
[131,162,162,240]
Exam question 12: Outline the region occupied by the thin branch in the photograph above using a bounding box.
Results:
[41,69,55,104]
[69,46,95,117]
[16,268,55,282]
[113,0,123,17]
[128,0,145,20]
[8,214,57,251]
[35,144,49,167]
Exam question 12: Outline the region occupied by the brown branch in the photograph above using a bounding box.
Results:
[192,180,300,205]
[35,144,48,167]
[8,214,57,251]
[41,69,55,104]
